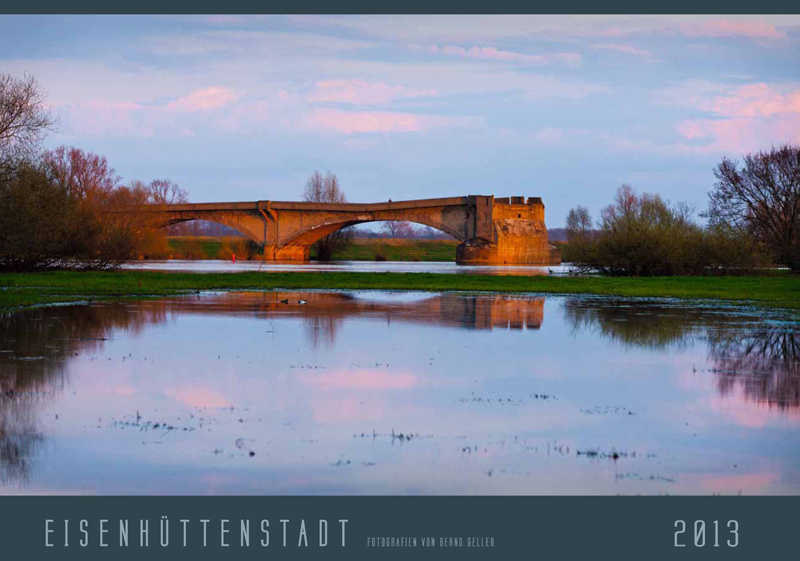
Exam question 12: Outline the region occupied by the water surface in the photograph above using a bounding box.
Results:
[1,291,798,495]
[122,259,572,275]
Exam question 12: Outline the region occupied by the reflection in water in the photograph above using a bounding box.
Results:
[167,292,545,345]
[0,305,167,485]
[709,329,800,410]
[563,298,800,410]
[1,292,798,495]
[0,293,543,486]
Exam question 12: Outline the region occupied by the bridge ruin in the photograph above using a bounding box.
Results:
[110,195,561,265]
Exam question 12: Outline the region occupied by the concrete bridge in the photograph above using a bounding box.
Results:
[111,195,560,264]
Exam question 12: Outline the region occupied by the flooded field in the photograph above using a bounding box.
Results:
[1,291,798,495]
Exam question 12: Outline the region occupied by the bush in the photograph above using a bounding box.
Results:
[218,238,250,261]
[566,185,767,276]
[0,163,136,271]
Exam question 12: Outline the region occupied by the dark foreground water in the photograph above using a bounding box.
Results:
[1,291,798,495]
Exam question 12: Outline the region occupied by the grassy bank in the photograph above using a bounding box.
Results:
[158,236,459,261]
[1,271,798,311]
[319,238,459,261]
[163,236,249,259]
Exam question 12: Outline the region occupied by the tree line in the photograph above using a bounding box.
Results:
[565,144,800,275]
[0,73,188,271]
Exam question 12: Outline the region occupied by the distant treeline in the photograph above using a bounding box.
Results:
[350,224,454,240]
[167,220,243,238]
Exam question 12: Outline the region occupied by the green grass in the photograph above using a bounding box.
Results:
[1,270,799,311]
[316,238,459,261]
[162,236,460,262]
[166,237,225,258]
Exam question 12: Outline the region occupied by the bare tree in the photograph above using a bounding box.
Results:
[303,171,353,260]
[42,146,120,203]
[381,221,417,238]
[147,178,188,205]
[566,205,593,242]
[707,144,800,271]
[0,73,55,180]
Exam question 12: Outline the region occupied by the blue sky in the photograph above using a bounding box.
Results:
[1,15,799,226]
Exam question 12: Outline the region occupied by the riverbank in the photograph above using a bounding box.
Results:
[1,271,798,310]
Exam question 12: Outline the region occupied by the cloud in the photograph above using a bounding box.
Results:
[682,19,787,40]
[301,108,478,134]
[413,44,581,66]
[591,43,652,57]
[166,87,239,112]
[308,79,437,105]
[65,99,153,138]
[674,82,800,152]
[702,83,800,118]
[675,115,800,154]
[140,29,369,58]
[534,127,565,144]
[61,86,248,137]
[316,15,799,44]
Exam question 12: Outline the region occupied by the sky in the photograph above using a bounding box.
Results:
[1,15,799,227]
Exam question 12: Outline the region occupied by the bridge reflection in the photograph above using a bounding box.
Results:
[0,294,541,485]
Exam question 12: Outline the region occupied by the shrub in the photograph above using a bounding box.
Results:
[218,238,251,261]
[0,162,137,271]
[566,185,766,276]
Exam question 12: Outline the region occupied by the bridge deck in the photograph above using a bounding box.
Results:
[107,196,474,213]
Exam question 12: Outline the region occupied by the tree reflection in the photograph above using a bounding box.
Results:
[708,328,800,410]
[563,298,800,410]
[0,304,167,486]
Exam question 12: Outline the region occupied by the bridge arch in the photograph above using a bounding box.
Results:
[279,216,463,254]
[156,213,266,245]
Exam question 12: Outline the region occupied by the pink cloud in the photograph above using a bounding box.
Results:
[683,19,787,40]
[302,108,477,134]
[703,83,800,118]
[416,44,580,66]
[66,99,153,137]
[591,43,651,57]
[675,83,800,153]
[166,86,239,112]
[309,79,437,105]
[676,115,800,153]
[64,87,250,137]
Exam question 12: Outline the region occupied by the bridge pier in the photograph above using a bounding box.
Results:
[262,244,310,261]
[456,196,560,265]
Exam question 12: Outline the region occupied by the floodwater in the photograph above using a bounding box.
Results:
[1,291,798,495]
[122,259,573,275]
